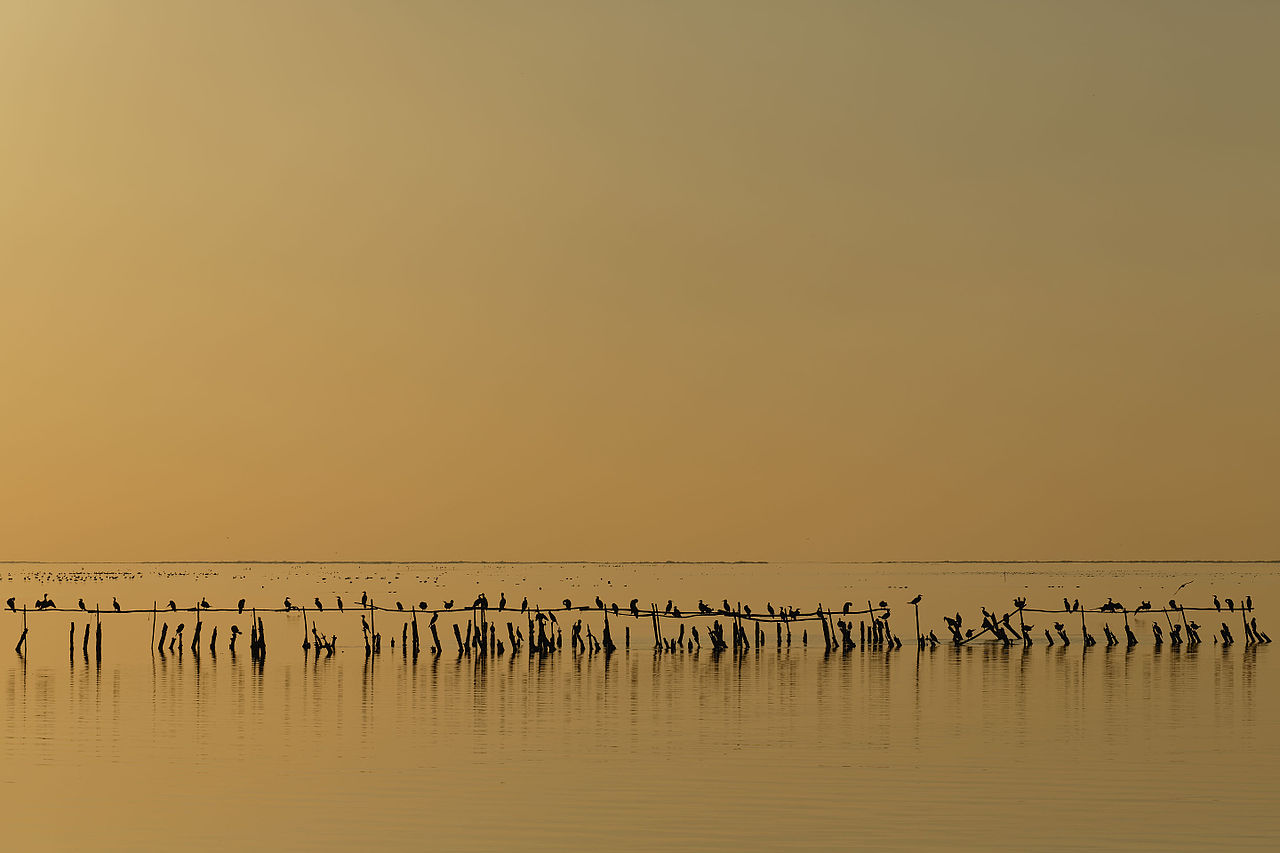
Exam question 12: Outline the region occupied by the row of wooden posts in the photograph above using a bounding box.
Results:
[8,598,1270,659]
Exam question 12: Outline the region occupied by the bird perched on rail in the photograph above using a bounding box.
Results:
[337,596,344,612]
[396,602,404,611]
[767,603,775,616]
[238,599,246,614]
[79,599,87,611]
[200,598,210,610]
[284,597,292,611]
[878,600,888,609]
[361,591,368,607]
[631,599,640,617]
[113,597,121,612]
[743,605,752,617]
[418,601,428,611]
[1214,595,1221,611]
[909,594,922,606]
[843,602,852,614]
[611,602,619,615]
[1137,601,1151,612]
[169,600,177,611]
[1226,598,1235,612]
[6,597,14,612]
[563,599,572,610]
[521,597,528,613]
[314,598,323,612]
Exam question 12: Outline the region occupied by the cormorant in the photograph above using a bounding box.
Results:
[315,598,323,611]
[1246,595,1253,611]
[419,601,428,611]
[1063,597,1071,611]
[79,599,87,611]
[396,602,404,611]
[563,599,572,609]
[767,603,775,615]
[284,597,292,611]
[1073,599,1080,612]
[1226,598,1235,612]
[878,600,888,609]
[521,597,528,613]
[630,599,639,617]
[113,597,121,612]
[1137,601,1151,612]
[444,600,454,609]
[596,596,604,610]
[843,602,852,614]
[664,600,672,614]
[611,602,619,615]
[361,591,367,607]
[238,599,246,614]
[200,598,210,610]
[337,597,343,611]
[6,597,14,611]
[1214,595,1221,611]
[169,600,177,611]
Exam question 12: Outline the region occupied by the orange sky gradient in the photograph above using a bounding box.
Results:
[1,2,1277,561]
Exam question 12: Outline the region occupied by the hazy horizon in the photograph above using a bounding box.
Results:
[3,2,1277,562]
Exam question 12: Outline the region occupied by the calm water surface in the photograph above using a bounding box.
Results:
[2,562,1276,851]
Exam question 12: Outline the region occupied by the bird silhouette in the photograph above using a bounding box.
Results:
[767,603,775,615]
[630,599,639,617]
[312,597,322,611]
[521,597,528,613]
[113,597,121,612]
[743,605,752,617]
[909,594,922,606]
[878,600,888,609]
[723,599,732,614]
[418,601,428,611]
[596,596,605,610]
[6,597,14,612]
[1214,595,1221,611]
[337,596,344,611]
[200,598,210,610]
[169,600,177,611]
[965,628,975,638]
[1063,597,1071,612]
[1053,622,1065,632]
[444,600,453,609]
[1073,599,1080,612]
[396,601,404,611]
[843,602,852,614]
[563,599,572,609]
[238,599,246,614]
[1246,595,1253,611]
[1169,599,1178,610]
[665,600,673,614]
[361,615,370,633]
[1137,601,1151,612]
[361,591,368,607]
[79,599,87,611]
[1226,598,1235,612]
[611,602,619,615]
[284,597,292,611]
[499,594,506,610]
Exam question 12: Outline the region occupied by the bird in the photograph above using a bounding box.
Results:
[337,596,343,612]
[521,597,528,613]
[168,600,177,611]
[1073,599,1080,612]
[743,605,752,617]
[396,601,404,611]
[361,591,368,607]
[1214,595,1221,611]
[843,602,852,614]
[419,601,428,611]
[673,605,682,617]
[1169,599,1179,611]
[1137,601,1151,612]
[311,597,322,611]
[1063,597,1071,612]
[966,628,975,638]
[444,600,454,610]
[611,602,619,615]
[238,599,246,614]
[596,596,604,610]
[284,597,292,611]
[664,600,673,614]
[1246,595,1253,611]
[79,599,87,611]
[499,593,506,610]
[361,615,370,633]
[113,597,121,612]
[563,599,572,609]
[1053,622,1065,632]
[878,600,888,609]
[767,603,775,615]
[5,597,14,612]
[200,598,210,610]
[630,600,639,617]
[722,599,732,614]
[1226,598,1235,612]
[909,594,922,606]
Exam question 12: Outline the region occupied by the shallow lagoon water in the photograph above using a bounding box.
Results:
[2,562,1276,851]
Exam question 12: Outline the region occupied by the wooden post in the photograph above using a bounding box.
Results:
[151,602,157,649]
[95,605,101,660]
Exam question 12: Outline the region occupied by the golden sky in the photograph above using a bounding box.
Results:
[1,2,1277,560]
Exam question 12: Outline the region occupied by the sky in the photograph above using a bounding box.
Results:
[1,2,1277,561]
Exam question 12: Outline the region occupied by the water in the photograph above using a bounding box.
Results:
[2,562,1276,851]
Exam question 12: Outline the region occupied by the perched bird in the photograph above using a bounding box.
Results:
[361,615,370,633]
[672,606,682,617]
[596,596,604,610]
[113,597,121,612]
[1246,595,1253,611]
[1054,622,1065,632]
[878,600,888,609]
[1226,598,1235,612]
[238,599,246,614]
[909,594,922,606]
[499,593,506,610]
[630,599,639,617]
[361,591,368,607]
[664,600,673,614]
[419,601,428,611]
[1169,599,1179,611]
[722,599,732,614]
[843,602,852,614]
[396,601,404,611]
[563,599,572,609]
[444,600,454,610]
[520,597,528,613]
[200,598,210,610]
[79,599,87,611]
[1073,599,1080,612]
[1137,601,1151,612]
[767,603,775,615]
[337,596,343,611]
[313,597,323,611]
[611,602,619,615]
[6,597,14,612]
[1063,597,1071,612]
[743,605,752,617]
[284,597,292,611]
[966,628,975,638]
[1214,595,1221,611]
[169,600,177,611]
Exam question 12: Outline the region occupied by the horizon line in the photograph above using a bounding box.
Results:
[2,558,1279,566]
